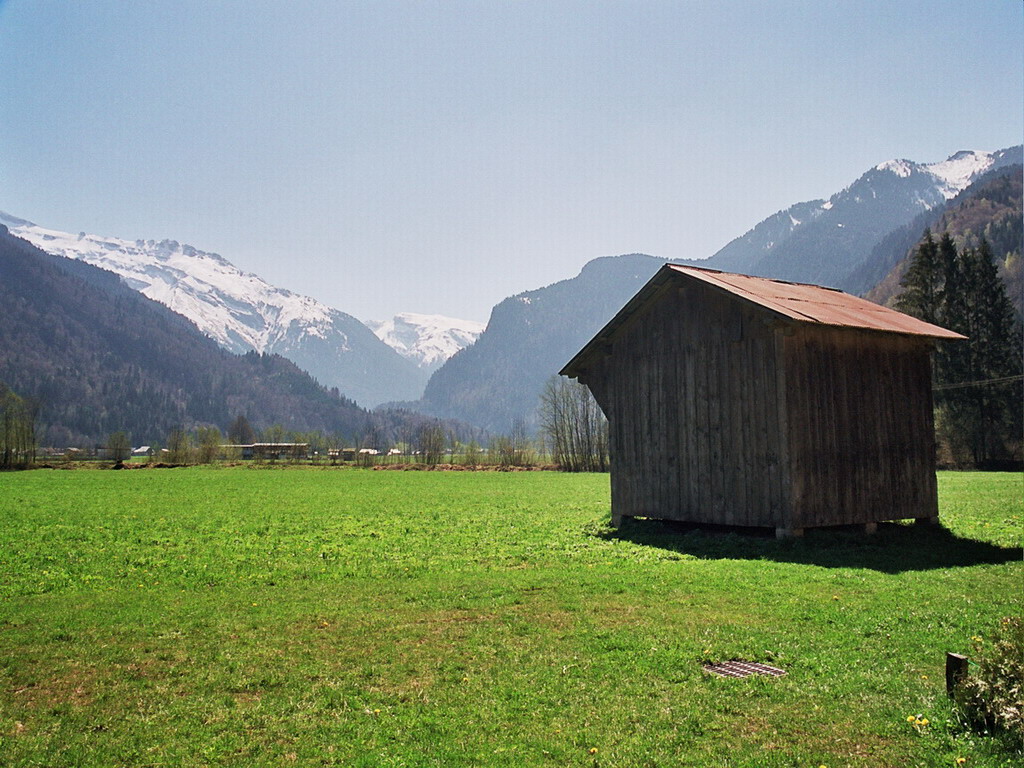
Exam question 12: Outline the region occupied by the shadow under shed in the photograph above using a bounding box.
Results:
[596,518,1022,573]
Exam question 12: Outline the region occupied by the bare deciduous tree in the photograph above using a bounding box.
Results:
[417,422,446,465]
[166,427,193,464]
[538,376,608,472]
[195,426,222,464]
[107,431,131,463]
[1,387,37,469]
[491,420,536,468]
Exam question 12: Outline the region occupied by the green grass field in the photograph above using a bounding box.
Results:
[0,468,1020,767]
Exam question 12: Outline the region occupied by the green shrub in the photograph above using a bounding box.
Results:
[953,616,1024,747]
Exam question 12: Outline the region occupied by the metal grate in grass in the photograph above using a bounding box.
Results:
[703,660,786,679]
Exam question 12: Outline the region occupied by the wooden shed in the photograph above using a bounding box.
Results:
[560,264,965,537]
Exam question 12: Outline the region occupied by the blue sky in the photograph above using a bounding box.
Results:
[1,1,1021,322]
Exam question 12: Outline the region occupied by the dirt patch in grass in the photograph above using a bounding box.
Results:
[10,663,97,710]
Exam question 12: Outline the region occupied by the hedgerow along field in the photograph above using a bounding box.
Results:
[0,468,1020,767]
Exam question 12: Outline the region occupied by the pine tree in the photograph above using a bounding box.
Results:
[935,231,968,393]
[946,239,1024,464]
[897,232,1023,465]
[895,230,942,324]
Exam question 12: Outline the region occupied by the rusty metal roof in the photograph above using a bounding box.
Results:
[561,264,965,378]
[668,265,966,339]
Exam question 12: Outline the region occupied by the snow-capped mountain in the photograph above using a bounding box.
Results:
[705,146,1022,289]
[0,211,426,408]
[366,313,486,373]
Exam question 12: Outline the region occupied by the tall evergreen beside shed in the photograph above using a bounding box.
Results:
[561,265,965,537]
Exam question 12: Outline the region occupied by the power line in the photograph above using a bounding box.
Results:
[933,374,1024,392]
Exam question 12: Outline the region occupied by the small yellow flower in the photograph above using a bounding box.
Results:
[955,758,966,765]
[373,708,381,715]
[589,747,598,754]
[907,715,917,723]
[921,674,928,680]
[920,718,929,726]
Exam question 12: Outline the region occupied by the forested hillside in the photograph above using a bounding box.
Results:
[0,226,426,447]
[863,165,1022,316]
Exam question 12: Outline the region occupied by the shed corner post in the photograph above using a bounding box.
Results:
[773,324,796,537]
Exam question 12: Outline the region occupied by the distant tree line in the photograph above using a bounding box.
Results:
[101,414,520,468]
[896,230,1023,466]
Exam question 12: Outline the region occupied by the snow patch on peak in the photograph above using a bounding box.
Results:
[925,150,994,198]
[367,312,485,371]
[1,215,338,354]
[875,159,915,178]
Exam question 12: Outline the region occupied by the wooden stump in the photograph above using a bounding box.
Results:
[946,652,969,696]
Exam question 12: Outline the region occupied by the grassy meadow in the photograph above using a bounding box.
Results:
[0,467,1020,767]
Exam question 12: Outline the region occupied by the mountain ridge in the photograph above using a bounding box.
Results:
[0,224,371,445]
[0,211,426,408]
[703,146,1022,289]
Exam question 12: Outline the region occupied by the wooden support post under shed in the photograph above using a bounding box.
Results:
[775,527,804,539]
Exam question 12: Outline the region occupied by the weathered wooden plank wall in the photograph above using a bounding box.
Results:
[586,283,788,527]
[783,327,937,527]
